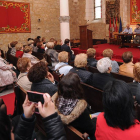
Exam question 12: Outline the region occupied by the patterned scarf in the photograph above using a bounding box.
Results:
[57,96,79,116]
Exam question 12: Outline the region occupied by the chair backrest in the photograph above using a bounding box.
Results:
[44,53,52,66]
[81,83,103,112]
[87,66,133,83]
[112,32,118,39]
[52,71,64,82]
[111,72,133,83]
[32,51,44,60]
[7,54,18,69]
[13,85,26,115]
[65,126,85,140]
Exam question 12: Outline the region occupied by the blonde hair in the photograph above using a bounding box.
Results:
[74,53,87,68]
[133,62,140,82]
[17,57,31,73]
[57,39,62,46]
[86,48,96,58]
[58,51,68,62]
[103,49,113,59]
[15,43,23,51]
[46,42,54,49]
[24,46,33,53]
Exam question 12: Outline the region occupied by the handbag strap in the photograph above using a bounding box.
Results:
[55,64,68,72]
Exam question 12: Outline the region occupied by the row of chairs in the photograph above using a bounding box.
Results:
[86,66,133,83]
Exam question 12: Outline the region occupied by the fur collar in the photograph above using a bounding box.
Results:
[52,92,87,125]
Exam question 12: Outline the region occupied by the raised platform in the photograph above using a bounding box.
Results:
[72,43,140,63]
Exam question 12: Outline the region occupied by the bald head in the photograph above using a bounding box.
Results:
[126,24,130,29]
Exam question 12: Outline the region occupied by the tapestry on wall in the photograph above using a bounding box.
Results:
[130,0,140,24]
[0,1,31,33]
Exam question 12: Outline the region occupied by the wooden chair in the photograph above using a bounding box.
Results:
[52,71,64,82]
[65,125,88,140]
[81,83,103,112]
[32,51,44,60]
[7,54,19,69]
[109,32,121,45]
[13,84,26,115]
[86,66,133,83]
[44,54,52,66]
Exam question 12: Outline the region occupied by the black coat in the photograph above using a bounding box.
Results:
[128,82,140,104]
[54,45,61,50]
[70,108,96,140]
[37,48,45,53]
[14,113,66,140]
[87,58,97,68]
[70,67,94,87]
[61,44,72,55]
[31,79,58,96]
[92,73,114,90]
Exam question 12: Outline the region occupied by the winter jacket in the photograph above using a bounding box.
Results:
[14,113,66,140]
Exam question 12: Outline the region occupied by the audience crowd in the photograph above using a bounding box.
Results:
[0,36,140,140]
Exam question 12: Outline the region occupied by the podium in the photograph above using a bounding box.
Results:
[79,25,93,50]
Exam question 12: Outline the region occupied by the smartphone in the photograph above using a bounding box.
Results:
[27,91,44,104]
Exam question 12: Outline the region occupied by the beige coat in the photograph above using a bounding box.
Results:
[17,73,32,91]
[119,62,134,78]
[0,57,14,87]
[22,53,39,65]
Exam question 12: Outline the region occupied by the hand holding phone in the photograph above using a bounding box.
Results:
[27,91,44,104]
[38,93,55,118]
[22,95,36,118]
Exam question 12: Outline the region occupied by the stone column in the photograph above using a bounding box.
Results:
[59,0,70,44]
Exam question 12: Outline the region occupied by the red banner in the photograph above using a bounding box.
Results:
[130,0,140,24]
[0,1,31,33]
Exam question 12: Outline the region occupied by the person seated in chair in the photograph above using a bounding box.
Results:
[37,41,45,53]
[15,43,23,58]
[0,49,16,92]
[70,53,94,87]
[128,62,140,104]
[95,80,140,140]
[92,57,114,90]
[133,24,140,44]
[0,93,66,140]
[121,24,132,46]
[9,41,18,56]
[52,73,96,140]
[61,39,75,61]
[55,51,73,75]
[22,46,39,65]
[103,49,119,73]
[86,48,97,68]
[54,39,62,51]
[119,51,134,78]
[28,61,58,96]
[17,57,32,91]
[45,42,59,67]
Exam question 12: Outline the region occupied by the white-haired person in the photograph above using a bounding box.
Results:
[45,42,59,67]
[70,53,94,86]
[92,57,114,90]
[55,51,73,75]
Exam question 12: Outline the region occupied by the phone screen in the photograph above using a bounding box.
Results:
[27,91,44,104]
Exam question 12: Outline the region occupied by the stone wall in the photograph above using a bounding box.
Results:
[0,0,60,51]
[0,0,132,51]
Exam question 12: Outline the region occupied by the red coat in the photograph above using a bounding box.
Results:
[95,112,140,140]
[16,51,23,58]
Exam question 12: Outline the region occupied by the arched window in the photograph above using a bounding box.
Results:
[94,0,102,19]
